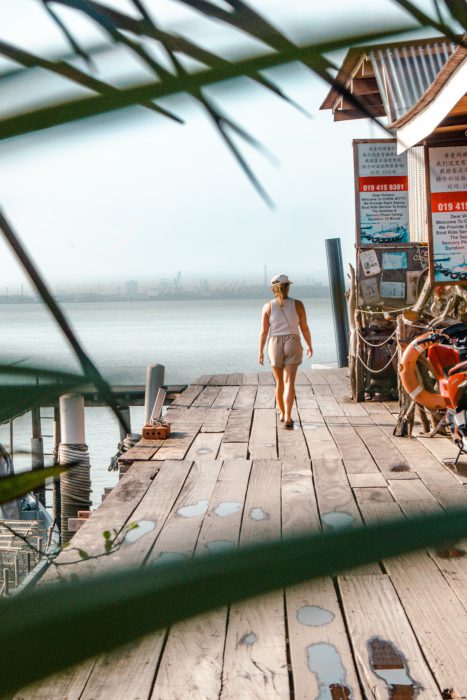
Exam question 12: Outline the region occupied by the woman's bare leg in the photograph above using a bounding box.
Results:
[283,364,299,423]
[271,366,285,419]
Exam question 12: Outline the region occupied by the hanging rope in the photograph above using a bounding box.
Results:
[356,346,399,374]
[59,444,91,544]
[356,327,397,347]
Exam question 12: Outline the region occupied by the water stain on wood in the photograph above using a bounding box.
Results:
[205,539,235,554]
[322,512,354,531]
[368,637,421,699]
[297,605,335,627]
[124,519,155,544]
[307,643,352,700]
[214,501,242,517]
[177,499,209,517]
[250,507,269,521]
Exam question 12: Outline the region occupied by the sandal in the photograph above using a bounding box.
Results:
[284,419,294,429]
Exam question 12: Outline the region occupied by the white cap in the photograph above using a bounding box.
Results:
[271,274,293,285]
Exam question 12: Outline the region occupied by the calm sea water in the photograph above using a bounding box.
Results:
[1,297,335,504]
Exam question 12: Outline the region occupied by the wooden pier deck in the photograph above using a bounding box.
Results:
[16,368,467,699]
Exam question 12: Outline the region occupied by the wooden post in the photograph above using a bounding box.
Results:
[31,405,45,506]
[119,406,131,442]
[2,568,9,597]
[144,364,165,424]
[325,238,349,368]
[53,405,61,534]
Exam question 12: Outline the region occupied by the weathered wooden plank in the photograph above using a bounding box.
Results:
[417,436,467,484]
[191,374,212,385]
[208,374,228,386]
[248,408,277,460]
[326,423,378,474]
[152,409,207,461]
[347,472,387,488]
[171,384,204,408]
[313,458,379,574]
[387,478,438,503]
[217,442,248,460]
[295,369,311,385]
[211,386,239,408]
[354,424,410,475]
[301,369,328,384]
[233,385,257,409]
[297,411,340,460]
[294,385,318,411]
[192,386,222,407]
[362,401,393,416]
[339,575,439,698]
[223,409,253,443]
[200,408,230,433]
[117,445,161,464]
[41,461,160,583]
[254,385,276,409]
[221,460,288,698]
[369,412,460,487]
[281,461,320,536]
[152,460,252,700]
[286,578,362,700]
[356,490,467,692]
[335,396,367,417]
[277,416,309,462]
[311,382,333,395]
[147,460,223,563]
[186,433,222,460]
[242,372,258,385]
[226,372,243,386]
[22,462,192,700]
[258,371,275,386]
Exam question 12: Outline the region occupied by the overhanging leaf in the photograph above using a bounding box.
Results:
[0,464,67,504]
[0,364,86,423]
[2,507,467,695]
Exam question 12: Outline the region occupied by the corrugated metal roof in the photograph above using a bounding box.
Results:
[368,41,456,122]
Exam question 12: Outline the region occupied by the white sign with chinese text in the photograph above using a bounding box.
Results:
[356,141,409,245]
[429,145,467,285]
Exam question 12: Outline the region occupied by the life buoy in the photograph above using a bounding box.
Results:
[399,332,447,410]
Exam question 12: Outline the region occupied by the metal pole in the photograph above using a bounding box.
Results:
[325,238,350,368]
[144,364,165,424]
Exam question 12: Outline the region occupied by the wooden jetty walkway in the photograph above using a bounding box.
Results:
[16,369,467,699]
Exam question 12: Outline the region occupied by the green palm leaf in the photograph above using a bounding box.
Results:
[0,465,66,504]
[2,508,467,696]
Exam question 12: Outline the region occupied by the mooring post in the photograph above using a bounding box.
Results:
[325,238,350,368]
[53,405,61,534]
[119,406,131,442]
[31,406,45,506]
[58,394,91,543]
[144,364,165,424]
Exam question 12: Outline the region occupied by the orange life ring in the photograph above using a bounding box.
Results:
[399,332,447,410]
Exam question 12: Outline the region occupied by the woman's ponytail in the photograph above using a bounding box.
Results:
[272,282,290,307]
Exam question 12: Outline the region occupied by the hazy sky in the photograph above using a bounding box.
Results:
[0,0,444,291]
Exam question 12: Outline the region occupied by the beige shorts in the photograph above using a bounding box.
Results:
[268,334,303,368]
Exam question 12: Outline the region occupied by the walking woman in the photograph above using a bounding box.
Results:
[258,274,313,428]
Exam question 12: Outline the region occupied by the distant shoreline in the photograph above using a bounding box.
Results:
[0,286,330,305]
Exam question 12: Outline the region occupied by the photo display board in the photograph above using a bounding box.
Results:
[354,139,409,246]
[427,143,467,285]
[357,244,428,309]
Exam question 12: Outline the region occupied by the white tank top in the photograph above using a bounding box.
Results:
[269,298,300,337]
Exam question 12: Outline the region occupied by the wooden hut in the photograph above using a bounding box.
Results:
[321,36,467,431]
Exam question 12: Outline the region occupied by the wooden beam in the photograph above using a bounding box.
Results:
[333,105,386,121]
[350,76,379,95]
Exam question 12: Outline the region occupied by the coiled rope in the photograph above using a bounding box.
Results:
[59,444,91,543]
[108,433,140,471]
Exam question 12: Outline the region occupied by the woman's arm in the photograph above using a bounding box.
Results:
[258,302,270,365]
[296,300,313,358]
